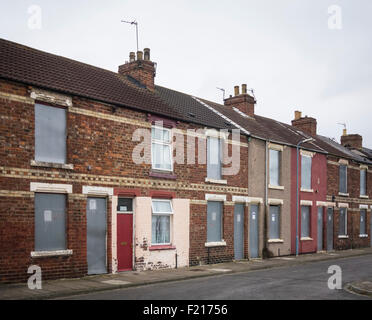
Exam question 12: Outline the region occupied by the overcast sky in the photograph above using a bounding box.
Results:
[1,0,371,146]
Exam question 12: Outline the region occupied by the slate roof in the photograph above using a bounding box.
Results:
[0,38,236,131]
[0,38,370,164]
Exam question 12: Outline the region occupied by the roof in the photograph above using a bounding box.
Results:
[0,38,237,131]
[0,38,370,163]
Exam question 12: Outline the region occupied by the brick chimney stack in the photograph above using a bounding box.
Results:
[291,110,317,136]
[118,48,156,90]
[224,84,256,117]
[340,130,363,149]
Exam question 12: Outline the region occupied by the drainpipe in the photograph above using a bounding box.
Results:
[263,140,269,257]
[296,138,315,256]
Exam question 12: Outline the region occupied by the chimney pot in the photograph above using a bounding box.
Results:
[234,86,239,96]
[343,129,347,136]
[129,52,135,62]
[144,48,150,61]
[137,51,143,60]
[242,84,247,94]
[294,110,302,120]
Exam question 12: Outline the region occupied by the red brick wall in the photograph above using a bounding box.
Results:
[0,79,249,283]
[326,156,371,250]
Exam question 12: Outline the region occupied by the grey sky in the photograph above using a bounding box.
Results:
[1,0,371,146]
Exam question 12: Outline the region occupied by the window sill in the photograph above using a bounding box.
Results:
[359,195,369,199]
[149,245,176,251]
[300,188,314,193]
[359,234,368,238]
[31,160,74,170]
[31,249,73,258]
[300,237,313,241]
[149,170,177,180]
[338,235,349,239]
[268,239,284,243]
[338,192,349,197]
[205,178,227,185]
[205,241,227,247]
[269,185,284,190]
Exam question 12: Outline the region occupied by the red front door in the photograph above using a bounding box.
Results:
[117,213,133,271]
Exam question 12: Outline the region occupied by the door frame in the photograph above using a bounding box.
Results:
[116,197,135,272]
[83,186,113,275]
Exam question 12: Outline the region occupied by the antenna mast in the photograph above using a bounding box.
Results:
[121,20,139,52]
[216,87,225,101]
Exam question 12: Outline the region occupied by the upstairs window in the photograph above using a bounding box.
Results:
[360,169,367,196]
[339,165,347,194]
[269,149,280,186]
[35,103,66,164]
[207,136,222,180]
[301,155,312,190]
[151,126,172,171]
[151,199,173,244]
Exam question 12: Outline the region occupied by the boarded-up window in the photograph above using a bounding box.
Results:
[301,155,312,189]
[339,165,347,194]
[207,201,222,242]
[339,208,347,236]
[360,209,366,235]
[151,126,172,171]
[35,193,66,251]
[301,206,311,238]
[269,205,280,239]
[207,137,222,180]
[269,149,280,186]
[35,104,66,164]
[360,169,367,196]
[151,199,172,244]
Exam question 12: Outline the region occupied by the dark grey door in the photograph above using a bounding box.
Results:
[87,197,107,274]
[249,204,259,258]
[326,207,333,251]
[234,204,244,260]
[317,207,323,251]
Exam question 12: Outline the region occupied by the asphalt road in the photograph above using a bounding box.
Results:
[62,254,372,300]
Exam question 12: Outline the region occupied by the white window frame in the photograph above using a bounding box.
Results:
[301,154,312,190]
[339,207,348,236]
[360,168,367,196]
[269,148,281,187]
[339,164,348,194]
[206,135,222,180]
[151,199,173,245]
[151,125,173,172]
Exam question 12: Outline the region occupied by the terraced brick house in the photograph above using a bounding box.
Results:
[292,113,372,251]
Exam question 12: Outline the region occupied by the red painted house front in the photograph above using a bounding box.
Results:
[290,149,327,254]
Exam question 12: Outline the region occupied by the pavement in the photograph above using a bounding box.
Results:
[346,281,372,297]
[1,247,372,300]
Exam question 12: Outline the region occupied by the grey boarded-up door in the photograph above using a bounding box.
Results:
[317,207,323,251]
[249,204,259,258]
[87,197,107,274]
[326,207,333,251]
[234,204,244,260]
